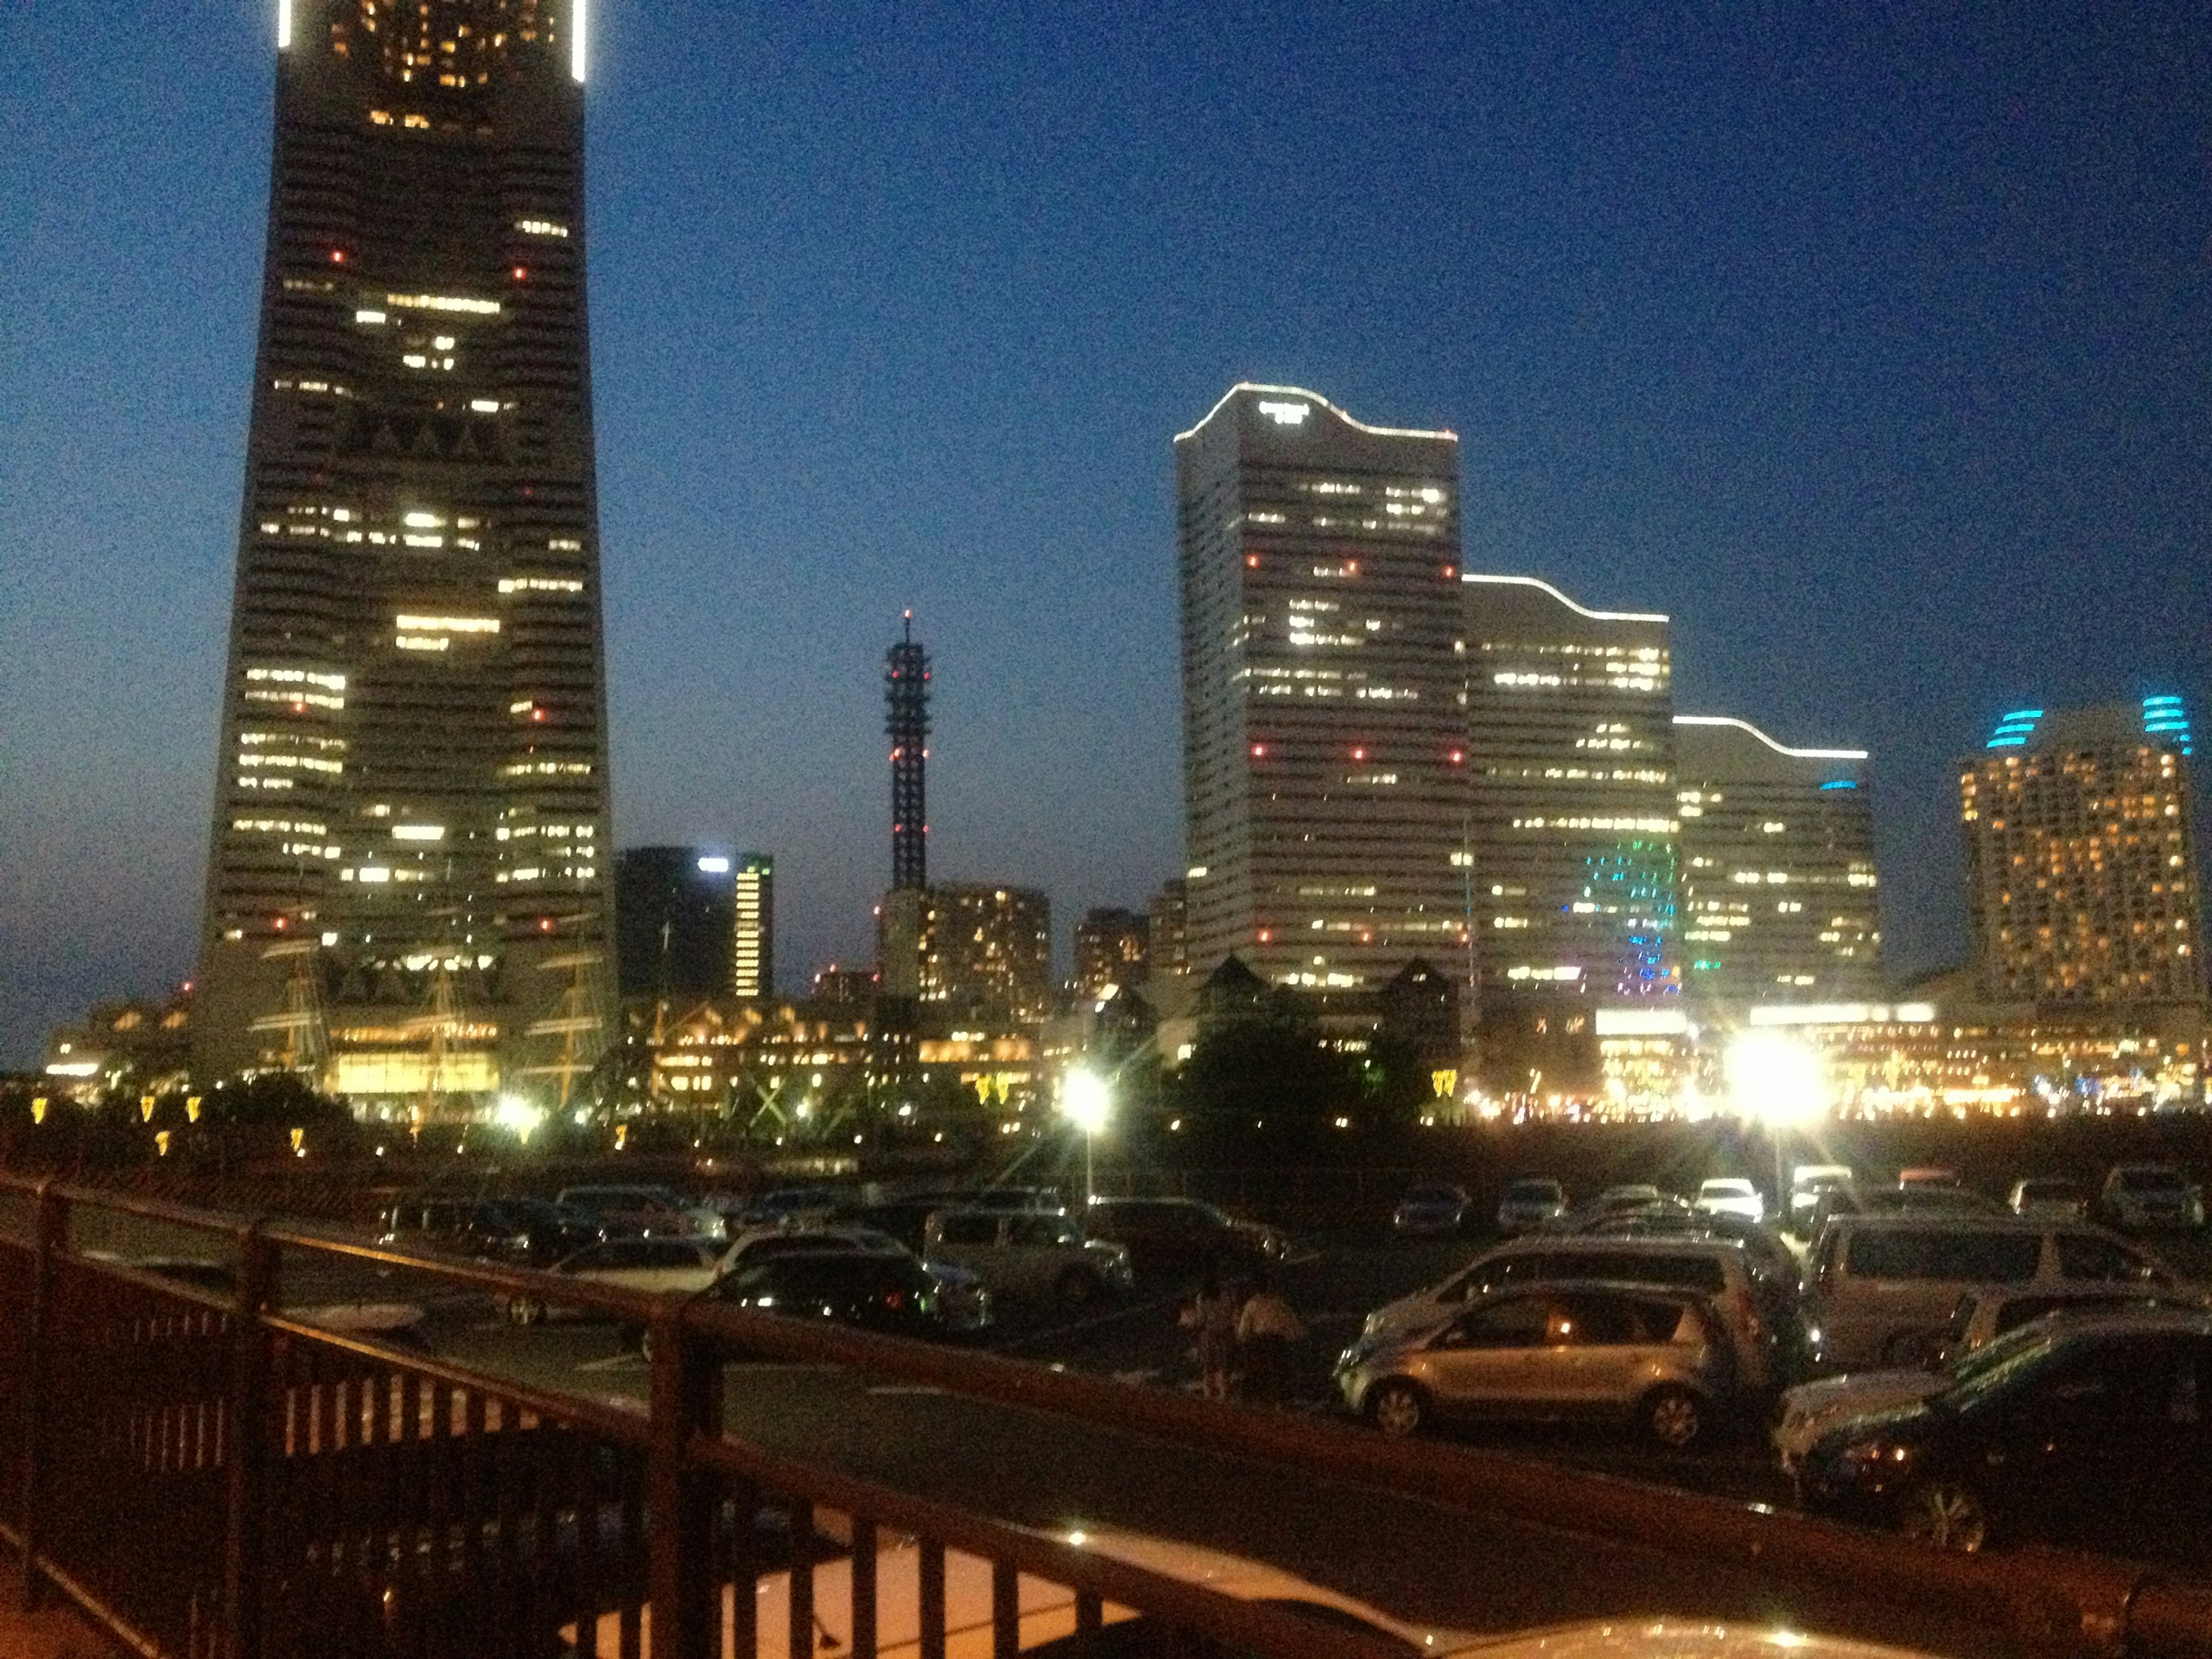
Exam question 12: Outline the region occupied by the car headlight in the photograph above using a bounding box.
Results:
[1835,1438,1912,1475]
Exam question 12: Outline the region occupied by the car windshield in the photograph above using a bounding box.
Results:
[1506,1181,1560,1200]
[1941,1328,2062,1408]
[1404,1185,1460,1203]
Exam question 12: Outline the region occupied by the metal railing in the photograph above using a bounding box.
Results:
[4,1173,2211,1659]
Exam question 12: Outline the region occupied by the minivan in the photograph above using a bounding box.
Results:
[1361,1234,1778,1388]
[1802,1215,2177,1370]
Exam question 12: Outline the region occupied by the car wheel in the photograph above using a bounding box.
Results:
[1641,1386,1705,1452]
[1899,1480,1990,1552]
[1368,1381,1427,1438]
[506,1294,546,1327]
[1056,1266,1101,1308]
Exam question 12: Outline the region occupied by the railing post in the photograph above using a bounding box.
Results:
[223,1225,279,1659]
[647,1306,721,1659]
[18,1183,66,1610]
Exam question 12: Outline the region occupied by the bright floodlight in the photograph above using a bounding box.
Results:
[1727,1032,1824,1126]
[1062,1069,1111,1136]
[494,1094,545,1142]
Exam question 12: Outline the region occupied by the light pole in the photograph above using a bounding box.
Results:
[1061,1068,1111,1207]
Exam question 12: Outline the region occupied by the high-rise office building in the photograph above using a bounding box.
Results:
[1073,907,1150,997]
[888,884,1054,1025]
[1176,384,1465,994]
[732,854,774,1001]
[615,849,733,1006]
[193,0,609,1108]
[1461,575,1677,1007]
[1674,715,1879,1012]
[1961,699,2204,1008]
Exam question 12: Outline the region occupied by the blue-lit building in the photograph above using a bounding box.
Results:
[1961,699,2204,1009]
[1674,715,1880,1013]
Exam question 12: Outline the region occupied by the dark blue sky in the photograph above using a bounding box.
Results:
[4,1,2209,1064]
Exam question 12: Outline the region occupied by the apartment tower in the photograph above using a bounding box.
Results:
[193,0,611,1111]
[1673,715,1879,1012]
[1176,385,1466,994]
[1961,700,2203,1009]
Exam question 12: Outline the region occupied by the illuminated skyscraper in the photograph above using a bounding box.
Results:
[1461,575,1677,1007]
[1176,384,1467,994]
[1073,907,1150,997]
[193,0,609,1110]
[1961,699,2203,1009]
[732,854,774,1001]
[1673,715,1879,1012]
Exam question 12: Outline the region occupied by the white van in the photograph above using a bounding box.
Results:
[1802,1215,2177,1370]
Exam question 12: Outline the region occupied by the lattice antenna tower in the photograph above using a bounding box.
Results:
[885,611,931,891]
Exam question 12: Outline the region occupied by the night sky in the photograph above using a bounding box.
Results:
[3,2,2210,1065]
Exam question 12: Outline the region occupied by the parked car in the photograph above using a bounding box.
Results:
[721,1223,994,1335]
[1896,1168,1963,1192]
[702,1251,949,1339]
[1773,1289,2200,1475]
[2097,1164,2206,1233]
[1805,1182,2002,1239]
[1495,1178,1568,1234]
[556,1184,726,1239]
[737,1522,1943,1659]
[1362,1234,1778,1388]
[732,1187,847,1230]
[378,1195,544,1259]
[1082,1196,1288,1276]
[1694,1178,1766,1223]
[1337,1281,1735,1448]
[505,1236,727,1325]
[1800,1312,2212,1556]
[1391,1183,1472,1237]
[2007,1179,2087,1220]
[923,1209,1134,1306]
[1802,1215,2179,1370]
[1789,1165,1856,1233]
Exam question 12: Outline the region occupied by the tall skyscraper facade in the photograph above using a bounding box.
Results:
[883,885,1053,1025]
[1961,700,2203,1008]
[194,0,609,1107]
[732,854,774,1001]
[1673,715,1879,1012]
[615,849,733,1006]
[1461,575,1677,1007]
[1073,907,1150,997]
[1176,384,1466,994]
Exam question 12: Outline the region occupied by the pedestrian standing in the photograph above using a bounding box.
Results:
[1234,1270,1305,1406]
[1181,1275,1237,1400]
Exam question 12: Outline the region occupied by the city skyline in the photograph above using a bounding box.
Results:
[7,3,2212,1063]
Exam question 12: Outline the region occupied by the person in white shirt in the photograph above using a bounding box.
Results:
[1234,1271,1305,1406]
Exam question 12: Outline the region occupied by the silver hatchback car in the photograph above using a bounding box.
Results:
[1335,1280,1733,1449]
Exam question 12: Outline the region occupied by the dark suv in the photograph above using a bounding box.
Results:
[702,1251,948,1338]
[377,1194,605,1266]
[1082,1197,1288,1278]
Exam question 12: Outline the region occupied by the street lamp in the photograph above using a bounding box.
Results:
[1727,1031,1824,1215]
[1061,1068,1111,1205]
